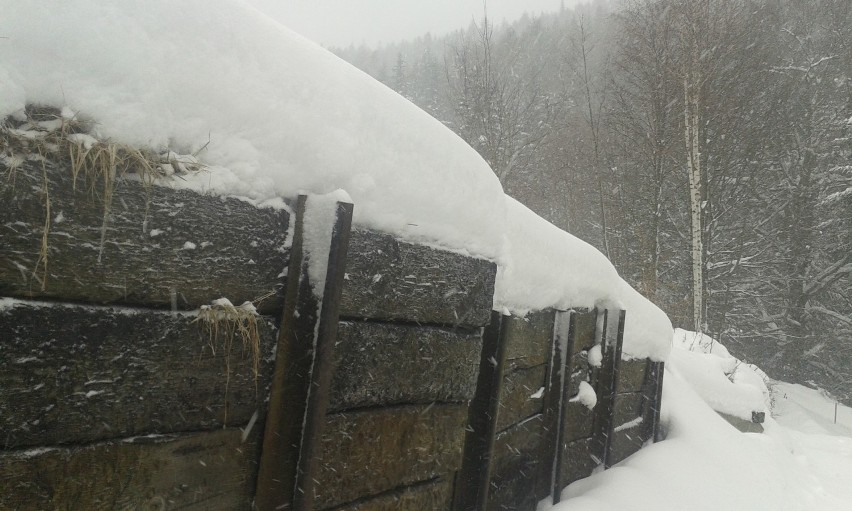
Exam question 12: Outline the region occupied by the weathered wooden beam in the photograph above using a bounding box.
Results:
[340,229,496,328]
[617,358,650,394]
[0,299,275,449]
[315,404,468,510]
[0,428,258,511]
[452,311,509,511]
[537,309,570,503]
[329,321,482,412]
[495,364,547,432]
[0,158,290,314]
[557,437,598,489]
[326,478,454,511]
[255,195,353,511]
[502,311,556,372]
[598,310,626,469]
[487,414,546,511]
[649,361,665,442]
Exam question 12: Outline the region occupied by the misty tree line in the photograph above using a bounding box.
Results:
[335,0,852,402]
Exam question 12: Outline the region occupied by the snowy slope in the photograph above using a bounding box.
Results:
[0,0,671,359]
[546,333,852,511]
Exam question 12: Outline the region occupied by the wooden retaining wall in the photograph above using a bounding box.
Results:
[1,151,663,511]
[453,308,665,511]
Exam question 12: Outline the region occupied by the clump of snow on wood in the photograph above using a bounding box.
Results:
[569,381,597,410]
[587,345,603,368]
[0,0,671,361]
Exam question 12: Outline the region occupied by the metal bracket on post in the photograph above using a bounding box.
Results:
[254,194,353,511]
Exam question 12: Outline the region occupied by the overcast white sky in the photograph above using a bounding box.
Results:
[247,0,571,48]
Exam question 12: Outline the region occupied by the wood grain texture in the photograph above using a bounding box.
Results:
[612,392,645,427]
[488,415,546,511]
[0,299,275,449]
[607,425,647,466]
[330,321,482,412]
[496,365,547,432]
[327,478,453,511]
[503,311,555,372]
[339,229,496,328]
[561,401,596,443]
[557,437,599,490]
[453,311,508,511]
[0,158,290,314]
[569,309,597,355]
[314,404,468,509]
[0,428,258,511]
[616,358,649,393]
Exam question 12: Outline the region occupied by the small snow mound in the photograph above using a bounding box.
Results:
[570,381,597,410]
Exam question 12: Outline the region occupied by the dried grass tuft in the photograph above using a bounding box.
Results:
[2,104,209,286]
[194,298,262,424]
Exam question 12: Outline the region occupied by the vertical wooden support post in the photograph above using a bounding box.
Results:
[255,195,353,511]
[594,309,625,469]
[452,311,509,511]
[546,310,575,505]
[647,361,665,442]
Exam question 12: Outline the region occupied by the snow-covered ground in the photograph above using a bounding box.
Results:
[545,334,852,511]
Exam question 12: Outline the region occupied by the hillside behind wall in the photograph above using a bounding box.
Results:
[1,146,663,510]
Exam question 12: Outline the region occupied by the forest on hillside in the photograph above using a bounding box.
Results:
[335,0,852,403]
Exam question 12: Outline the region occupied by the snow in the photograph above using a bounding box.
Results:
[302,190,352,299]
[494,199,672,360]
[587,345,603,368]
[542,333,852,511]
[670,328,768,420]
[569,381,598,410]
[0,0,671,360]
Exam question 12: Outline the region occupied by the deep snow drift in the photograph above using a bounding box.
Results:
[0,0,671,359]
[545,333,852,511]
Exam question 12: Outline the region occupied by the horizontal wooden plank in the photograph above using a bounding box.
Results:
[0,299,275,448]
[496,365,547,432]
[608,423,648,466]
[503,311,555,371]
[339,229,496,328]
[327,478,453,511]
[557,437,599,490]
[491,414,546,479]
[314,404,468,509]
[329,321,482,412]
[0,158,289,314]
[617,358,649,393]
[570,309,598,355]
[612,393,645,427]
[488,415,546,511]
[0,428,257,511]
[562,401,595,443]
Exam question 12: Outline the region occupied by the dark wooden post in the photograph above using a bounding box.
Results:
[646,361,665,442]
[544,310,574,505]
[255,195,353,511]
[594,309,625,469]
[452,311,510,511]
